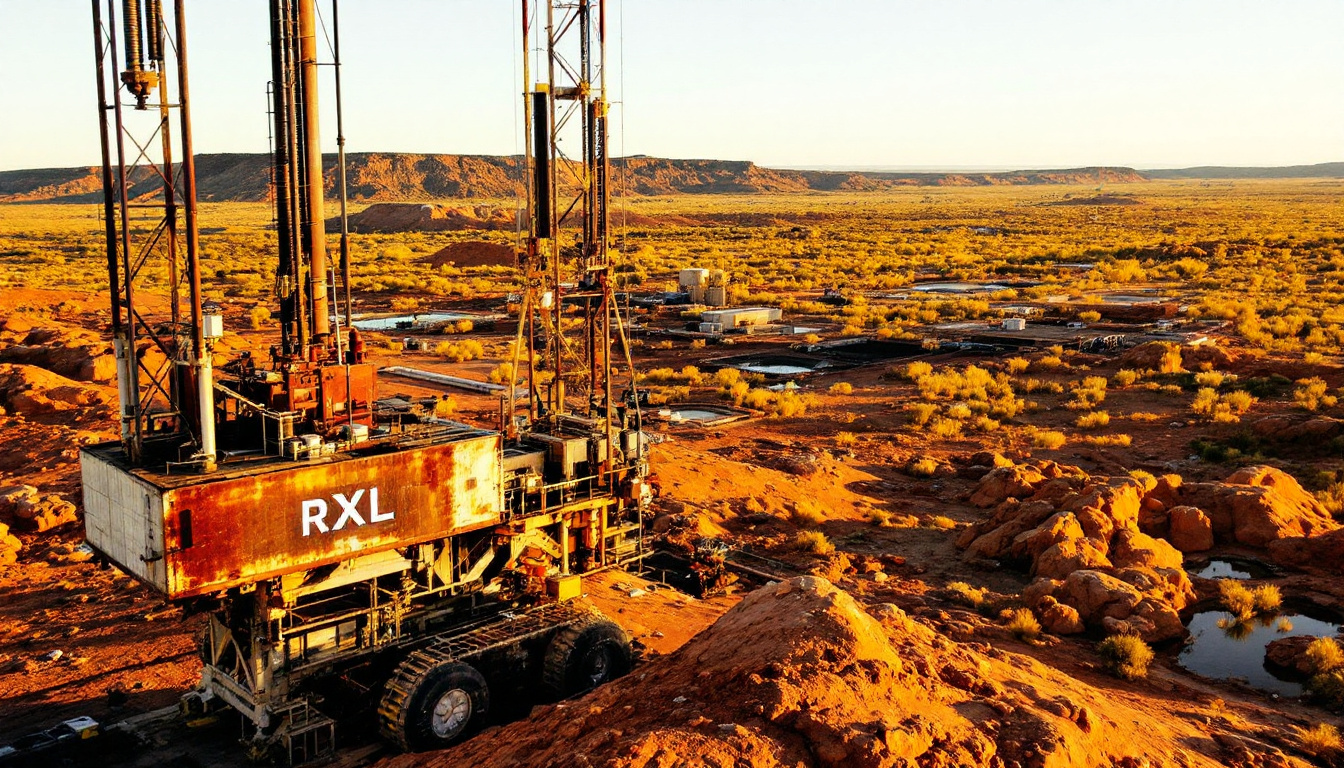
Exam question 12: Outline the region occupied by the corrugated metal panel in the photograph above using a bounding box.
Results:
[81,450,168,591]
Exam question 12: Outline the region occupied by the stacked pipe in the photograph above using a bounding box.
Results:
[269,0,330,357]
[119,0,158,107]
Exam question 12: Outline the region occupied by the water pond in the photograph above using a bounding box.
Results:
[910,282,1009,294]
[736,364,816,376]
[1196,558,1275,580]
[1177,610,1339,696]
[669,409,730,422]
[352,312,475,331]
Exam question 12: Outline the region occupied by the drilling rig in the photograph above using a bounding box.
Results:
[80,0,647,760]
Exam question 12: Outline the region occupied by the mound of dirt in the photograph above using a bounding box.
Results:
[388,576,1266,768]
[343,203,514,233]
[424,241,516,270]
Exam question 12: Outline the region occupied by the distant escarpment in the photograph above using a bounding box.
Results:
[0,153,1159,204]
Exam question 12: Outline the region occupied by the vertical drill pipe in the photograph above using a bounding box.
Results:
[108,0,143,458]
[286,2,308,353]
[174,0,201,355]
[596,0,609,255]
[517,0,533,424]
[291,0,312,350]
[580,0,594,267]
[269,0,296,354]
[545,1,562,415]
[153,1,179,398]
[332,0,352,329]
[297,0,329,342]
[174,0,213,466]
[597,0,614,471]
[531,90,551,240]
[527,311,537,420]
[93,0,134,445]
[584,101,598,404]
[580,1,597,406]
[521,0,533,239]
[121,0,144,73]
[145,0,161,61]
[93,2,120,339]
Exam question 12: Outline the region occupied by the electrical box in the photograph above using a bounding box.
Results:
[546,574,583,601]
[202,313,224,339]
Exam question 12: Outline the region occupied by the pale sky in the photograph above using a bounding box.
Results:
[1,1,1341,172]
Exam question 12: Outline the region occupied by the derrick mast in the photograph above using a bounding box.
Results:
[514,0,628,432]
[92,0,214,469]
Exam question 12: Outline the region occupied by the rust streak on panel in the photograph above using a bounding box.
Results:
[157,434,501,598]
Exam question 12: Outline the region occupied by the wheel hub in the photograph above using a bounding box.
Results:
[430,688,472,739]
[583,646,611,687]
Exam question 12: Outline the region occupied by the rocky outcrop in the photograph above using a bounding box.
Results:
[1035,538,1112,580]
[1167,506,1214,553]
[0,364,114,420]
[1178,466,1339,547]
[1250,415,1344,444]
[1024,567,1193,642]
[1109,531,1184,570]
[0,521,21,565]
[1,153,1154,203]
[1267,528,1344,570]
[969,465,1047,508]
[1035,595,1085,635]
[346,203,514,233]
[962,464,1198,641]
[1264,636,1321,676]
[0,327,116,383]
[0,484,78,532]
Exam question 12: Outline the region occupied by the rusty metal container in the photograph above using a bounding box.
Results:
[81,427,503,600]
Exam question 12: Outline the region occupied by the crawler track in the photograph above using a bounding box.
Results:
[377,601,596,750]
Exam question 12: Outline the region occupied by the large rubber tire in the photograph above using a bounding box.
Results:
[384,661,489,751]
[542,616,632,698]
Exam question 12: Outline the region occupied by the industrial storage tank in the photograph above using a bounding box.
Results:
[679,268,709,304]
[678,268,709,288]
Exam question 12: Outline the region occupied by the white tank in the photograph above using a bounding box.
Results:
[678,268,709,289]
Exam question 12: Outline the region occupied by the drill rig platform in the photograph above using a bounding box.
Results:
[80,0,642,759]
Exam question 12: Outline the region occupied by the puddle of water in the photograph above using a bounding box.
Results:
[352,312,475,331]
[1197,559,1274,580]
[670,409,729,422]
[910,282,1009,293]
[736,364,815,376]
[1177,611,1339,696]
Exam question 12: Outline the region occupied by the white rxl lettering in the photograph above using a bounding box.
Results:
[332,489,366,530]
[301,499,329,537]
[369,487,394,523]
[300,487,394,536]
